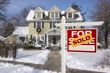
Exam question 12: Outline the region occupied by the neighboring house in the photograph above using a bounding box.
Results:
[13,6,83,47]
[13,27,29,44]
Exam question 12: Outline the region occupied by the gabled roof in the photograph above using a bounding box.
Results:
[66,7,76,12]
[48,6,61,12]
[34,7,44,12]
[26,10,35,21]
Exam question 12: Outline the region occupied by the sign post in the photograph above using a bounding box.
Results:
[56,16,104,73]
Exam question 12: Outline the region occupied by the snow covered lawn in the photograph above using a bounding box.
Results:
[0,63,58,73]
[0,49,50,64]
[66,49,110,73]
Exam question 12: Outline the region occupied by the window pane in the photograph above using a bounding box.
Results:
[37,22,41,28]
[68,13,72,18]
[74,14,79,19]
[37,13,42,18]
[53,22,56,28]
[55,13,59,19]
[51,13,54,18]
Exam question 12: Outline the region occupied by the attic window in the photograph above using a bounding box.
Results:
[50,12,59,19]
[36,12,42,19]
[68,13,72,18]
[74,14,79,19]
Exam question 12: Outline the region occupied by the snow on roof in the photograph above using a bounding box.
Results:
[13,27,29,36]
[26,10,35,21]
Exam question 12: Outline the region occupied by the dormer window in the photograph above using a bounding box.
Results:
[35,12,43,19]
[68,13,73,18]
[50,12,60,19]
[67,12,74,19]
[74,14,79,19]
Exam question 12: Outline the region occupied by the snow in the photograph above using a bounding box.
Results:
[0,49,50,65]
[26,10,35,21]
[66,49,110,72]
[13,27,29,36]
[0,63,59,73]
[16,49,50,64]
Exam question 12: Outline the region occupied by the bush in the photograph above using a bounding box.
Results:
[23,41,41,49]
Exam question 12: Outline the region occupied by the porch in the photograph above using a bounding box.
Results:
[45,29,61,47]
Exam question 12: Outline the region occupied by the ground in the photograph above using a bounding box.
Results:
[0,48,61,73]
[0,48,110,73]
[66,49,110,73]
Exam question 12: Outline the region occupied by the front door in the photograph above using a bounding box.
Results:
[53,36,56,44]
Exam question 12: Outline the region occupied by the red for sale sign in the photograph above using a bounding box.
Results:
[67,29,97,52]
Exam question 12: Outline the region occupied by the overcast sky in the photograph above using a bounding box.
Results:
[6,0,97,20]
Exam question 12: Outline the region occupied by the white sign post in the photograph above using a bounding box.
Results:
[56,16,104,73]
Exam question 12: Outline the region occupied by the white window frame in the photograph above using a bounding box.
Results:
[67,12,74,19]
[36,12,43,19]
[50,12,60,19]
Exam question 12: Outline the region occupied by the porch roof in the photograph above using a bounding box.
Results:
[45,28,61,35]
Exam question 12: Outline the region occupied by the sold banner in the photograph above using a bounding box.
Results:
[67,29,97,52]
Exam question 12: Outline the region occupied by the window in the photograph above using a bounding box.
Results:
[55,13,59,19]
[37,35,41,41]
[19,37,25,42]
[36,12,42,19]
[74,14,79,19]
[51,13,54,19]
[68,13,72,18]
[50,22,57,29]
[50,12,59,19]
[53,22,56,28]
[32,36,36,42]
[37,22,42,28]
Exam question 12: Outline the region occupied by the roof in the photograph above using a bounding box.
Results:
[13,27,29,36]
[66,7,76,12]
[48,6,61,12]
[26,10,35,21]
[34,7,44,12]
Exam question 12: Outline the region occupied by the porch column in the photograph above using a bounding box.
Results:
[36,35,38,44]
[46,34,48,46]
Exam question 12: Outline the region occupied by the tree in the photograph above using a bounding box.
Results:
[71,3,81,11]
[91,0,110,48]
[0,0,10,20]
[11,6,35,26]
[3,19,15,37]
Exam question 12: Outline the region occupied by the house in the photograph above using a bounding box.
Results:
[13,6,83,47]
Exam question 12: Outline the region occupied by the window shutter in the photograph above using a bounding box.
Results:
[50,22,52,29]
[34,22,36,28]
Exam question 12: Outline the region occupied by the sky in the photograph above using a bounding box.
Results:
[6,0,97,20]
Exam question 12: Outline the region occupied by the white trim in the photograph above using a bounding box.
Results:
[72,13,74,18]
[46,34,48,46]
[56,21,104,27]
[36,35,38,44]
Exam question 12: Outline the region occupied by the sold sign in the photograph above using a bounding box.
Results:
[67,29,97,52]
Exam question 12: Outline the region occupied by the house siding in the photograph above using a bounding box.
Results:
[28,21,51,36]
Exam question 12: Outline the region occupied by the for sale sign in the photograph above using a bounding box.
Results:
[67,29,97,52]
